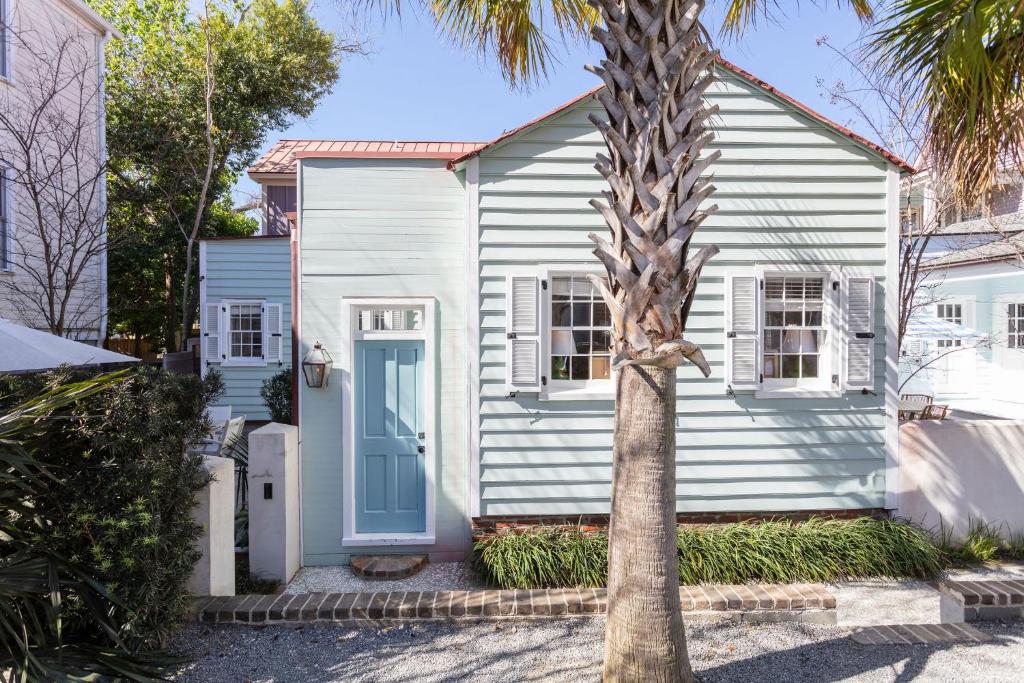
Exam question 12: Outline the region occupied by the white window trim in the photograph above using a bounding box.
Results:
[753,264,843,399]
[932,295,976,329]
[339,296,437,546]
[539,264,616,401]
[221,298,268,367]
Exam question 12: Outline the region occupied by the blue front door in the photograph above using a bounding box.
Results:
[354,340,426,534]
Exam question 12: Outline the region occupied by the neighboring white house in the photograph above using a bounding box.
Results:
[0,0,117,344]
[204,58,912,563]
[900,161,1024,417]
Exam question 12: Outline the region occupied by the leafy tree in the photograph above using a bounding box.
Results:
[93,0,351,351]
[371,1,874,680]
[261,368,293,424]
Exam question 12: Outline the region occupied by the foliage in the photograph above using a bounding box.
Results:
[0,366,225,650]
[0,371,181,680]
[871,0,1024,206]
[472,517,944,589]
[935,520,1024,566]
[261,368,293,424]
[91,0,346,350]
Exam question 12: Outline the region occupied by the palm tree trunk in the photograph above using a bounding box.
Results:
[586,1,719,679]
[604,356,690,682]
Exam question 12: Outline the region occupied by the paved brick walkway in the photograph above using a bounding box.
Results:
[194,583,835,625]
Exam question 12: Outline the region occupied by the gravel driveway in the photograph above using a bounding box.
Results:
[170,618,1024,682]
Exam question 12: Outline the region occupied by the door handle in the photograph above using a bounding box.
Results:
[417,445,425,454]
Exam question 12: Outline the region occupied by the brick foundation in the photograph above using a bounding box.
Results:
[471,508,888,534]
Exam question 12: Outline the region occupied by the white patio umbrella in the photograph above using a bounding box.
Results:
[0,318,139,374]
[904,312,985,341]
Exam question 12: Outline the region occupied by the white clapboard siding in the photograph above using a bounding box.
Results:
[475,63,892,518]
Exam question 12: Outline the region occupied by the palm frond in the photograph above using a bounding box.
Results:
[871,0,1024,204]
[721,0,874,37]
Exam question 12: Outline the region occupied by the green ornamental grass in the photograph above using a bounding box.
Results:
[472,517,944,589]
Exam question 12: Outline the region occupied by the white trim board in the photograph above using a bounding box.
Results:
[884,166,901,511]
[464,158,482,519]
[340,297,438,547]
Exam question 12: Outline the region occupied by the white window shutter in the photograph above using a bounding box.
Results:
[204,302,222,364]
[845,276,875,388]
[265,302,283,364]
[725,272,759,390]
[506,273,541,392]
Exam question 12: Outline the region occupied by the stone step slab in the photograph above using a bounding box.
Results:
[350,554,428,580]
[851,623,992,645]
[194,583,834,625]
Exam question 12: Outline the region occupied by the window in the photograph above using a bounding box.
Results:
[0,0,8,80]
[936,339,961,349]
[357,308,422,332]
[936,303,962,325]
[0,168,7,270]
[761,275,827,384]
[549,275,612,384]
[227,302,263,360]
[1008,304,1024,349]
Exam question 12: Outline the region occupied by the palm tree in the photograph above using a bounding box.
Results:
[371,1,871,680]
[871,0,1024,207]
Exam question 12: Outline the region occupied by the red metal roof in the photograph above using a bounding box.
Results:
[447,56,915,173]
[249,140,485,175]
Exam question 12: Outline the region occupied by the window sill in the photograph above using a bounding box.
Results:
[754,387,843,399]
[342,535,435,547]
[540,386,615,401]
[221,360,268,368]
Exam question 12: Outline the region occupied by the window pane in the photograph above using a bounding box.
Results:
[765,278,784,299]
[763,354,779,378]
[572,277,595,298]
[782,355,800,378]
[805,308,822,326]
[1010,319,1017,333]
[766,310,784,327]
[552,302,572,327]
[804,279,823,299]
[765,330,780,352]
[552,277,571,300]
[592,330,611,353]
[784,309,802,326]
[782,330,801,353]
[592,303,611,327]
[1018,304,1024,317]
[801,330,820,353]
[570,356,590,380]
[572,302,591,326]
[784,279,804,300]
[801,355,819,378]
[592,356,611,379]
[572,330,591,354]
[551,356,570,379]
[551,331,573,355]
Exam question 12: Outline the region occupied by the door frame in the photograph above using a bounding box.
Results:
[340,297,437,546]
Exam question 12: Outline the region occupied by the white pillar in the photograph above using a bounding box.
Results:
[248,423,300,584]
[189,455,235,596]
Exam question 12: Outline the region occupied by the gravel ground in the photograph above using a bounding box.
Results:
[169,618,1024,682]
[284,562,482,594]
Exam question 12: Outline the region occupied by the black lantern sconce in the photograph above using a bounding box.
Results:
[301,341,333,388]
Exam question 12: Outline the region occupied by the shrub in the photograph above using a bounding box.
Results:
[261,368,293,424]
[472,517,943,589]
[0,366,223,650]
[935,520,1024,565]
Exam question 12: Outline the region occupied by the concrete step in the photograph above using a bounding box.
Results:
[350,554,428,580]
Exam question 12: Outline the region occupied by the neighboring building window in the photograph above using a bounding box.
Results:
[1009,304,1024,349]
[265,184,296,235]
[227,302,263,360]
[0,168,7,270]
[936,303,962,325]
[0,0,8,80]
[762,275,827,383]
[549,275,612,383]
[936,339,961,349]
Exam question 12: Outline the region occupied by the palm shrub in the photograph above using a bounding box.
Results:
[260,368,292,424]
[0,371,171,680]
[0,366,224,651]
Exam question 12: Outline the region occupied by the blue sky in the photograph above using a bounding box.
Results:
[235,2,875,203]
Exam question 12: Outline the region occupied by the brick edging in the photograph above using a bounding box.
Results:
[193,583,835,625]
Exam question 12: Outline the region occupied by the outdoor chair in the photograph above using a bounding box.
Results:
[899,393,949,421]
[190,414,245,458]
[205,405,232,441]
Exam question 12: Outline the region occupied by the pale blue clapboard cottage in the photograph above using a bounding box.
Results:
[202,58,911,564]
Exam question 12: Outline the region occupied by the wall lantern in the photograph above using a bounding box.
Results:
[302,341,333,388]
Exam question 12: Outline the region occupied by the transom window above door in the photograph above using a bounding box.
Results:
[762,276,827,382]
[549,275,612,382]
[357,308,423,332]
